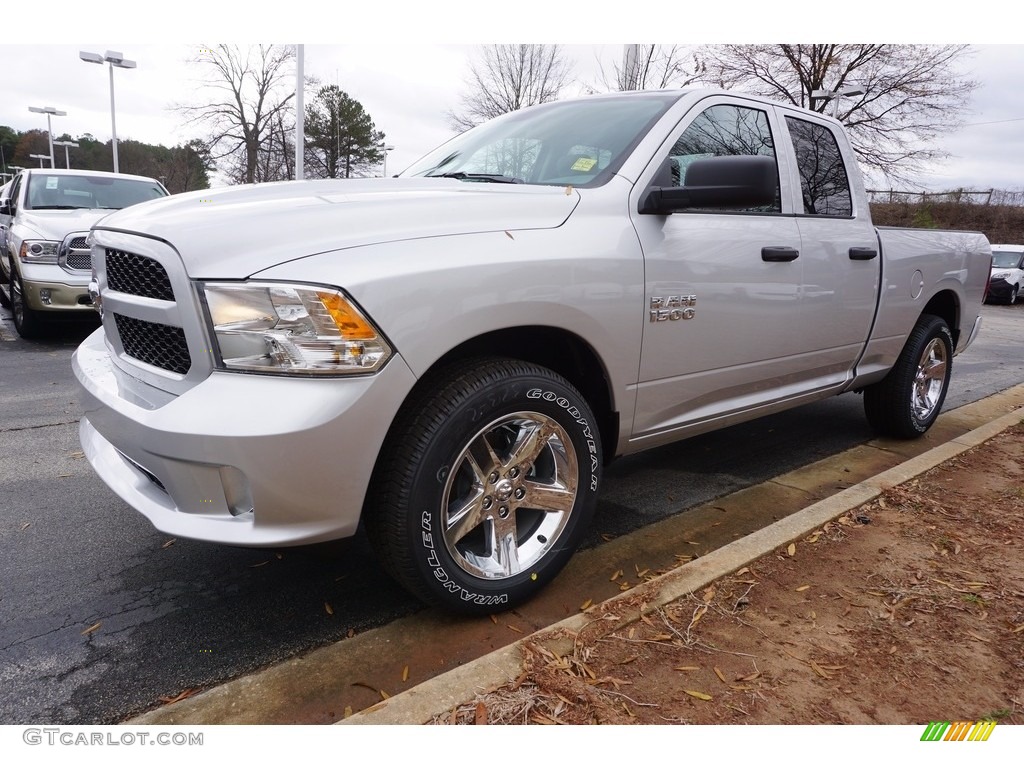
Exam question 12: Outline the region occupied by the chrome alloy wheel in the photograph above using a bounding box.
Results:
[911,337,949,422]
[440,411,579,580]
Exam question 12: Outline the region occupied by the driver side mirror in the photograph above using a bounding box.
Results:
[639,155,777,214]
[0,200,11,216]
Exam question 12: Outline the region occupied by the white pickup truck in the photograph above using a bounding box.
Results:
[72,89,991,613]
[0,168,168,337]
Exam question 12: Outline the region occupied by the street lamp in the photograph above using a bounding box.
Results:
[29,153,52,168]
[53,140,80,169]
[380,144,395,177]
[80,50,137,173]
[811,87,864,119]
[28,106,67,167]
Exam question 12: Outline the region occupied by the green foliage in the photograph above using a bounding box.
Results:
[912,205,939,229]
[304,85,384,179]
[0,125,210,193]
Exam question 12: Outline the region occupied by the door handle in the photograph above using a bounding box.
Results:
[849,247,878,260]
[761,246,799,262]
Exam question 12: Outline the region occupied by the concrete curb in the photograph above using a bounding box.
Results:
[343,404,1024,724]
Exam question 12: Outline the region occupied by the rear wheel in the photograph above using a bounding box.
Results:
[365,358,602,614]
[864,314,953,438]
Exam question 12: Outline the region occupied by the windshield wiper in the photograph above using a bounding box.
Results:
[427,171,524,184]
[31,205,86,210]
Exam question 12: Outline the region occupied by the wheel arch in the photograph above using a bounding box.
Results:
[921,290,960,348]
[423,326,620,464]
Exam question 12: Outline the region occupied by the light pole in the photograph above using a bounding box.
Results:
[380,144,395,177]
[28,106,67,168]
[53,140,79,169]
[29,154,52,168]
[80,50,137,173]
[810,87,864,120]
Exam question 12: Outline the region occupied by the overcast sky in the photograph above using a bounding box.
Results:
[5,4,1021,193]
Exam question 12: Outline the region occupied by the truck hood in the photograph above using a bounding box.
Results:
[17,209,115,241]
[93,178,581,278]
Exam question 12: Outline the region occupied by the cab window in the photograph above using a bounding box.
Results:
[785,117,853,216]
[667,104,780,212]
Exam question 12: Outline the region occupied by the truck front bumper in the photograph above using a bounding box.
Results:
[73,327,417,547]
[19,266,94,313]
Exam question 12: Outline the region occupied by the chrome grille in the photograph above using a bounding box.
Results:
[106,248,175,301]
[60,232,92,272]
[113,313,192,374]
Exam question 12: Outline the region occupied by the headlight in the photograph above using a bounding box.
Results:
[19,240,59,263]
[991,270,1010,280]
[201,282,392,375]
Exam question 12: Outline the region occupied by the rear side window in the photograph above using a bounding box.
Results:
[786,117,853,216]
[667,104,780,212]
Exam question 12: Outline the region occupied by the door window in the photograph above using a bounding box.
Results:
[785,117,853,216]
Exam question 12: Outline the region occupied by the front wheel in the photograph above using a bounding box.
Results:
[365,358,602,614]
[1009,284,1019,305]
[10,269,43,339]
[863,314,953,438]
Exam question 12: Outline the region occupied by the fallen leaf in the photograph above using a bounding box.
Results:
[343,706,353,718]
[69,451,85,459]
[795,585,811,592]
[809,660,832,679]
[685,690,713,701]
[159,688,196,705]
[714,666,727,683]
[402,665,409,682]
[735,567,750,576]
[787,543,797,557]
[249,561,270,568]
[82,622,101,636]
[738,671,761,682]
[609,570,623,581]
[324,602,333,615]
[507,624,523,633]
[580,598,593,611]
[20,522,31,531]
[675,666,700,672]
[504,231,514,240]
[162,539,176,549]
[475,701,488,724]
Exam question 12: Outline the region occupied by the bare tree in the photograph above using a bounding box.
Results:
[592,45,705,92]
[179,44,296,184]
[447,44,575,131]
[696,44,979,183]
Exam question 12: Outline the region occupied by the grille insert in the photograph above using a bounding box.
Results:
[114,314,191,375]
[63,235,91,271]
[106,249,174,301]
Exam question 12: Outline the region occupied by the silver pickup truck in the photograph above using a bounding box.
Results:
[72,89,991,613]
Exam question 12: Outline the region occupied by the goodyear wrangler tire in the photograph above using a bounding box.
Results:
[863,314,953,439]
[366,358,602,614]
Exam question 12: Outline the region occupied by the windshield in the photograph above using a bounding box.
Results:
[26,174,167,211]
[991,251,1024,269]
[403,93,681,188]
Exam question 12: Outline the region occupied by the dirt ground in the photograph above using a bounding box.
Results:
[437,423,1024,725]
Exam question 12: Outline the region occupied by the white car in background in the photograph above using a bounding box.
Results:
[986,244,1024,305]
[0,168,168,337]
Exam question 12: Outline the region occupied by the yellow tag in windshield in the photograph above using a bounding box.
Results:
[571,157,597,172]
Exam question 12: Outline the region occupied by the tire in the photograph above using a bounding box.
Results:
[1009,284,1019,305]
[365,358,602,614]
[10,268,43,339]
[863,314,953,439]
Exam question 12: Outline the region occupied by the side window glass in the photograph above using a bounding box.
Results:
[9,177,21,215]
[668,104,780,212]
[785,117,852,216]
